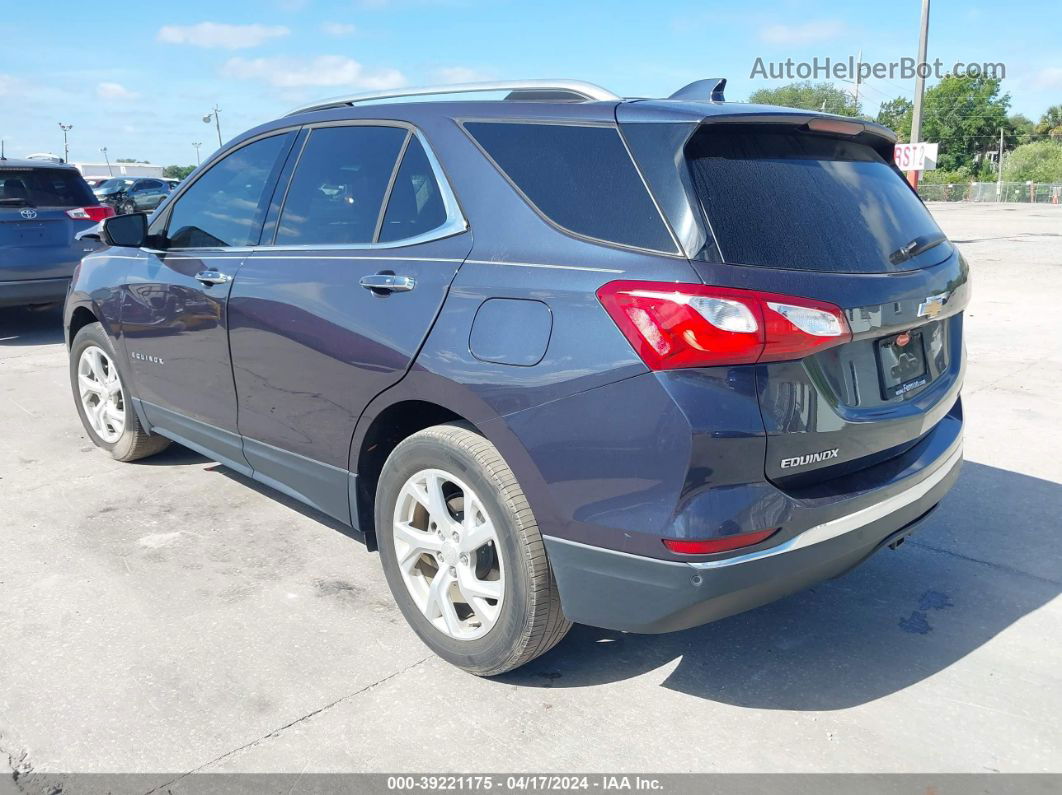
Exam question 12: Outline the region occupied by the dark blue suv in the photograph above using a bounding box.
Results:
[1,158,114,307]
[64,79,967,675]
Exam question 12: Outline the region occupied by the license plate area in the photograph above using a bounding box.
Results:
[876,330,930,399]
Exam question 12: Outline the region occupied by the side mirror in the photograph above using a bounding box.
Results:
[101,212,148,248]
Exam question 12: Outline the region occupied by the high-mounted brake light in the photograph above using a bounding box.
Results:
[663,528,779,555]
[596,281,851,370]
[66,205,115,222]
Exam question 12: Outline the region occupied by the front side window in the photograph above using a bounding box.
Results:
[276,125,407,246]
[464,121,676,253]
[165,133,293,248]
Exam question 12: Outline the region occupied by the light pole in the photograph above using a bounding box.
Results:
[907,0,931,188]
[100,146,112,176]
[58,122,73,163]
[192,141,202,166]
[202,105,222,148]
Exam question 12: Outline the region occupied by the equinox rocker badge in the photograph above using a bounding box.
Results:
[780,448,840,469]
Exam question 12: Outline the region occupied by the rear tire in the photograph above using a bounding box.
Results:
[70,322,170,462]
[376,423,571,675]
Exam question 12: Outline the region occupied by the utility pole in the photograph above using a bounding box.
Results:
[907,0,931,188]
[58,122,73,163]
[192,141,202,166]
[100,146,112,176]
[203,106,222,148]
[853,49,862,108]
[996,127,1004,202]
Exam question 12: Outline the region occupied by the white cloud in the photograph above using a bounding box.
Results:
[759,20,847,45]
[432,66,494,84]
[157,22,290,49]
[1033,67,1062,90]
[0,74,20,95]
[96,82,140,101]
[321,21,356,37]
[221,55,406,90]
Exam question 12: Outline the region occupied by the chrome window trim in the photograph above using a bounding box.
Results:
[265,120,468,251]
[148,120,467,255]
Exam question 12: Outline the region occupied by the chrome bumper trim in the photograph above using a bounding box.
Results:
[690,443,963,571]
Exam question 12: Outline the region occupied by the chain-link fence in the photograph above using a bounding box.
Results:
[918,181,1062,203]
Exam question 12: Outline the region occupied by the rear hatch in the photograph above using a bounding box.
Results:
[0,165,100,280]
[656,120,968,487]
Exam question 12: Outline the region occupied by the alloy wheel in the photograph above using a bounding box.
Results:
[392,468,504,640]
[77,345,125,444]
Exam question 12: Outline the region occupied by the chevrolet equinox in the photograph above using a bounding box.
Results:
[65,79,967,675]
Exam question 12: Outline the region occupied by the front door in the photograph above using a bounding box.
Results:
[120,131,296,470]
[227,123,471,521]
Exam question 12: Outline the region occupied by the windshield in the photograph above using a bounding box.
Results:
[685,125,948,273]
[0,167,97,208]
[95,178,134,194]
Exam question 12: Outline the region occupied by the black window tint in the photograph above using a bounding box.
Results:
[0,168,95,207]
[140,179,162,190]
[378,136,447,242]
[686,126,947,273]
[167,133,292,248]
[276,126,407,246]
[465,121,674,252]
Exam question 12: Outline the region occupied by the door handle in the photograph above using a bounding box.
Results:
[195,270,232,286]
[359,273,416,293]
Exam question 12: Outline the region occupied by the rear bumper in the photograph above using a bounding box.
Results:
[544,441,961,633]
[0,277,71,307]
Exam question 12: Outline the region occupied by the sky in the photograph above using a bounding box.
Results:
[2,0,1059,167]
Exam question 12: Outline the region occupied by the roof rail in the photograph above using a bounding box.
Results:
[285,79,620,116]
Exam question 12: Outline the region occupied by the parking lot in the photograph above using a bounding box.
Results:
[0,203,1059,780]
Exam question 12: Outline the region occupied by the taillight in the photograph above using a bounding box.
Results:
[663,528,779,555]
[66,206,116,221]
[596,281,851,369]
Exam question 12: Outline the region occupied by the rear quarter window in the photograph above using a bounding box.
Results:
[464,121,676,254]
[686,125,948,273]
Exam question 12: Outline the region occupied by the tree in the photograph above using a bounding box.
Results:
[1008,114,1036,146]
[163,164,195,180]
[115,157,148,163]
[1002,141,1062,183]
[1035,105,1062,139]
[916,74,1011,172]
[876,98,913,139]
[747,81,861,117]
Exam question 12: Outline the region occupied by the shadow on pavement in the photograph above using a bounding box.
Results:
[503,462,1061,710]
[0,304,65,347]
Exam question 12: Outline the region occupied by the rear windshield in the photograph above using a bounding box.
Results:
[465,121,677,253]
[686,126,947,272]
[0,167,96,208]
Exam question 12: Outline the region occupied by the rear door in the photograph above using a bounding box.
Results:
[0,166,99,281]
[227,122,471,521]
[132,179,167,211]
[119,131,296,469]
[678,123,969,485]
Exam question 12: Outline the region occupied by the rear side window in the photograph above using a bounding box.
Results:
[378,136,447,243]
[276,125,407,246]
[686,125,946,272]
[464,121,676,253]
[0,168,95,208]
[166,132,293,248]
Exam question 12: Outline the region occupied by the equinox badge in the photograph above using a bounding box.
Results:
[780,448,839,469]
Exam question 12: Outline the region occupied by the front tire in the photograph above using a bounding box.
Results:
[69,322,170,462]
[376,423,571,675]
